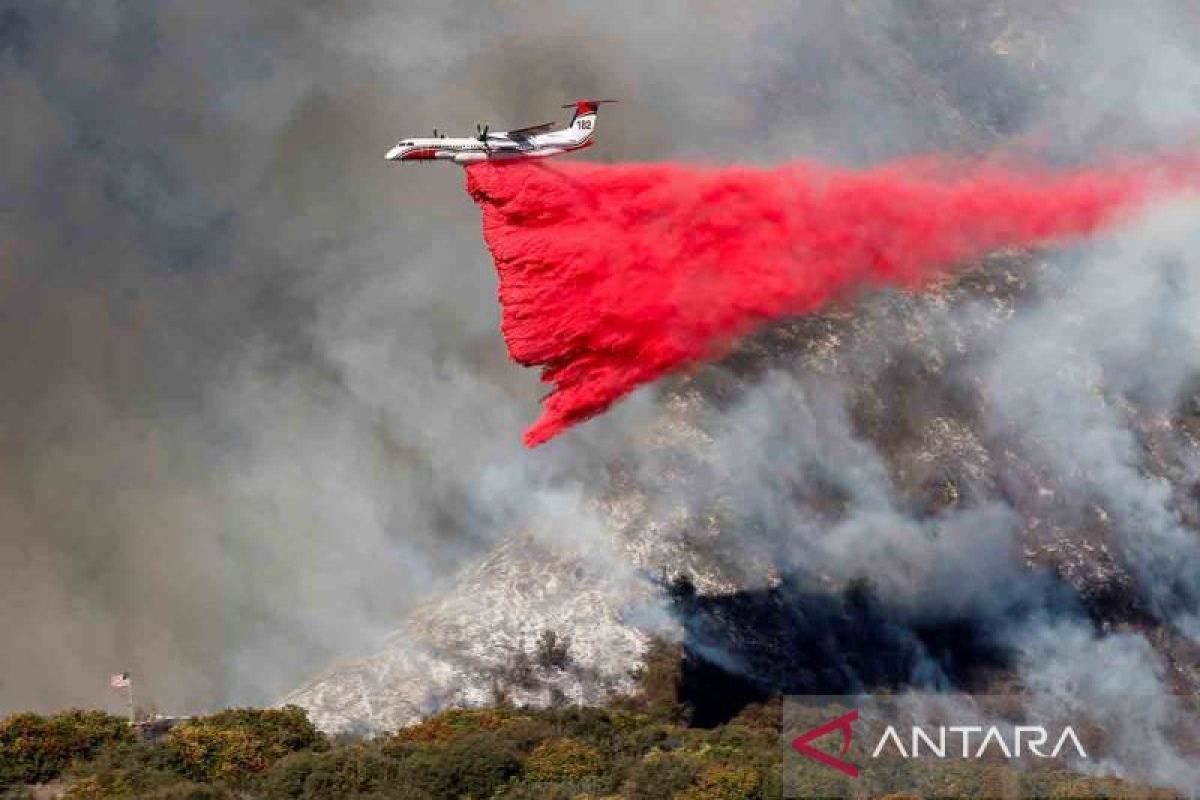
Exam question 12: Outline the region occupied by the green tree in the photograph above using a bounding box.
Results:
[397,734,521,799]
[260,746,403,800]
[163,706,325,785]
[0,709,133,785]
[622,751,698,800]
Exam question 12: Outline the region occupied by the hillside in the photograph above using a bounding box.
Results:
[4,1,1197,795]
[282,4,1200,793]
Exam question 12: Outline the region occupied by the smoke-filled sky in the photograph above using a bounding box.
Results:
[2,0,1200,743]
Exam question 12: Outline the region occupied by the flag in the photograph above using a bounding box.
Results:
[110,673,131,689]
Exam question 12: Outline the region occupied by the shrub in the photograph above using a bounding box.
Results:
[259,746,403,800]
[140,784,234,799]
[482,716,557,756]
[62,739,188,798]
[397,734,521,799]
[612,721,685,762]
[0,709,133,785]
[163,706,325,785]
[674,764,761,800]
[525,737,605,782]
[340,790,433,800]
[388,707,522,746]
[495,780,605,800]
[536,706,619,747]
[64,770,234,800]
[727,697,782,733]
[257,750,322,799]
[621,751,698,800]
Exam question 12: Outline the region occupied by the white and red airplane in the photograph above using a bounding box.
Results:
[385,99,616,164]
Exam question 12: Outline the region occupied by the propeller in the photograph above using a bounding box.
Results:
[432,127,438,137]
[476,123,491,150]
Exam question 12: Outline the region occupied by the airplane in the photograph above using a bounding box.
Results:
[385,99,616,164]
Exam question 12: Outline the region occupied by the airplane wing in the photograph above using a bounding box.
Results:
[505,121,556,138]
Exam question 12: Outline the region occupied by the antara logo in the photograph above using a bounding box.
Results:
[791,708,1088,779]
[791,709,860,778]
[871,724,1088,760]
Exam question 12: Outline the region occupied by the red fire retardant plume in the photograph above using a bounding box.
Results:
[465,158,1186,447]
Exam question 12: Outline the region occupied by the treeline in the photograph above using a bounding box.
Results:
[0,642,1182,799]
[0,642,786,799]
[0,702,775,799]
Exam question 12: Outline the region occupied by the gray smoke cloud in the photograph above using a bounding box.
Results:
[684,124,1200,797]
[679,207,1200,788]
[4,3,1200,790]
[980,202,1200,628]
[0,0,829,714]
[0,0,640,714]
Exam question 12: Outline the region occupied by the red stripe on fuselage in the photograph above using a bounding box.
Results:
[401,148,440,161]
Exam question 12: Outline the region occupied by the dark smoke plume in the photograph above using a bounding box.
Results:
[467,157,1195,446]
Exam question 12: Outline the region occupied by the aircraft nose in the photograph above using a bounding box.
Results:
[385,146,402,161]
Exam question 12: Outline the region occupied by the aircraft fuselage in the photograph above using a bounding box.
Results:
[386,101,606,165]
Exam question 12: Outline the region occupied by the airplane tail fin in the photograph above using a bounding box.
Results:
[562,99,616,135]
